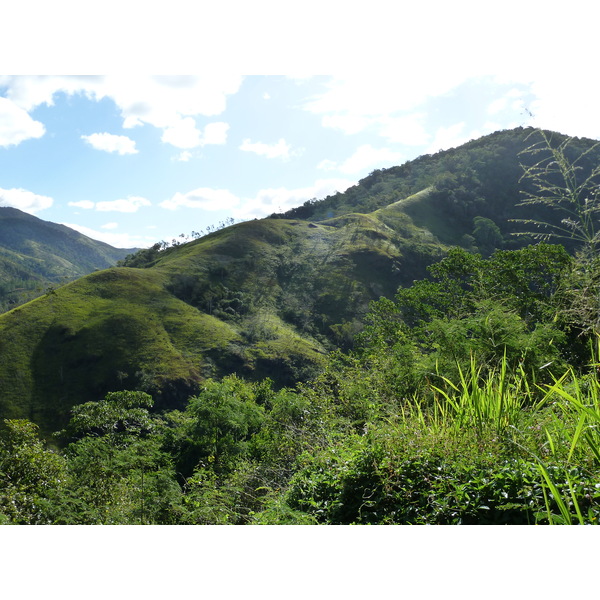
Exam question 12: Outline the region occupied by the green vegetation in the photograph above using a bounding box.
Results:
[2,234,600,524]
[3,127,600,524]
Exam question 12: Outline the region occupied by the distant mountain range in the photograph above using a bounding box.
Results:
[0,207,136,311]
[1,126,598,435]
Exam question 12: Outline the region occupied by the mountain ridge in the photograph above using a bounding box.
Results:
[0,206,136,311]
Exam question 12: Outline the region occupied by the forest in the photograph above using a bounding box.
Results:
[2,128,600,524]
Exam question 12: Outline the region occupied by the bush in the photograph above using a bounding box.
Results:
[282,424,552,524]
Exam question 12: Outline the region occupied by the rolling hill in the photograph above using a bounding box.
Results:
[1,126,598,435]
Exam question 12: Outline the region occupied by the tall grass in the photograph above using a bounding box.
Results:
[534,361,600,524]
[395,351,600,524]
[429,354,537,438]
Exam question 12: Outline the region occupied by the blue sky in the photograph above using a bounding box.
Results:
[1,2,598,249]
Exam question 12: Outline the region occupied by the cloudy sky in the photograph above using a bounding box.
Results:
[1,2,598,249]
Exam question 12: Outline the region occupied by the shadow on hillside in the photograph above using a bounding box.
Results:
[29,320,200,434]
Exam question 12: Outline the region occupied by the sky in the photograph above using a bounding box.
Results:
[1,2,599,250]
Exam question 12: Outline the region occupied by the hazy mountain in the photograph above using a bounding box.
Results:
[0,207,136,311]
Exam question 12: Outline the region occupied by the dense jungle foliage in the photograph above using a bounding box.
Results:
[3,238,600,525]
[3,127,600,524]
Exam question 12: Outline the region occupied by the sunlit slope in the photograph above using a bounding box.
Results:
[0,206,446,432]
[0,268,236,431]
[278,126,600,253]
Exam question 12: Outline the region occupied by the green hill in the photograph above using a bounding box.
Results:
[1,127,599,434]
[0,213,444,433]
[0,207,135,311]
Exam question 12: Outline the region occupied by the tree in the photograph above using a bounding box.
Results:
[52,391,182,524]
[61,390,155,442]
[359,244,570,384]
[169,376,266,477]
[0,419,66,524]
[472,216,503,255]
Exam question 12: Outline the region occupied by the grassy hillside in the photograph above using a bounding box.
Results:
[0,206,447,433]
[2,126,600,434]
[0,207,135,311]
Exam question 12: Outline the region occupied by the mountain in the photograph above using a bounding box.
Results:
[1,127,598,435]
[0,207,136,312]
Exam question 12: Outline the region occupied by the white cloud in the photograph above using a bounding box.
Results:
[173,151,193,162]
[487,88,528,118]
[160,188,240,211]
[0,97,45,147]
[202,122,229,145]
[425,123,476,154]
[377,114,430,146]
[159,178,354,221]
[233,178,354,221]
[95,196,151,213]
[321,114,371,135]
[305,77,424,119]
[526,78,600,140]
[304,75,465,133]
[239,138,296,160]
[0,75,242,148]
[487,97,508,116]
[161,117,202,149]
[0,187,53,213]
[68,197,150,213]
[68,200,95,210]
[81,132,138,155]
[1,75,242,118]
[318,159,337,171]
[117,76,242,124]
[319,145,404,175]
[320,111,430,146]
[482,121,506,134]
[485,62,600,140]
[101,222,119,230]
[61,222,152,248]
[0,75,102,111]
[304,62,600,147]
[304,77,454,145]
[161,119,229,149]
